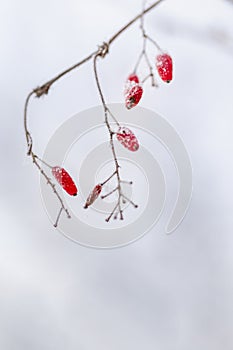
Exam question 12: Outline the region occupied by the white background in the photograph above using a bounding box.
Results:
[0,0,233,349]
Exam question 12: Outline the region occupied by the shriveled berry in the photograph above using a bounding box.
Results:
[52,166,78,196]
[156,53,173,83]
[84,184,102,209]
[125,85,143,109]
[116,127,139,152]
[127,74,139,84]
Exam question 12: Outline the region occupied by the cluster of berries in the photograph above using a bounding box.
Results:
[51,53,173,213]
[124,53,173,109]
[51,128,139,208]
[51,165,102,208]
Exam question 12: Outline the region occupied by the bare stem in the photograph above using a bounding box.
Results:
[34,155,53,169]
[144,51,157,87]
[93,53,124,221]
[54,208,63,228]
[101,170,117,186]
[144,34,162,51]
[133,51,144,73]
[133,0,161,87]
[121,180,133,185]
[101,187,118,200]
[108,0,164,45]
[122,194,138,208]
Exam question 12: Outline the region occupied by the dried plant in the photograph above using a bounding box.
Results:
[24,0,174,227]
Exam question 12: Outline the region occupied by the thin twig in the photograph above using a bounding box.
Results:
[108,0,164,45]
[101,170,117,186]
[133,0,161,87]
[144,34,162,51]
[24,92,72,225]
[54,208,63,228]
[105,202,119,222]
[121,180,133,185]
[34,155,53,169]
[144,51,157,87]
[93,53,124,221]
[33,51,98,98]
[107,109,120,127]
[122,194,138,208]
[101,187,118,200]
[133,51,144,73]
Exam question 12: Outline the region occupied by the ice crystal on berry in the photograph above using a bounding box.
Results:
[156,53,173,83]
[52,166,78,196]
[125,85,143,109]
[116,127,139,152]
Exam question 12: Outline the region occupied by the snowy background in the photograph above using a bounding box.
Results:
[1,0,233,349]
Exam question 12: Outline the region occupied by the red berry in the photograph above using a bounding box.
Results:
[84,184,102,209]
[156,53,173,83]
[125,85,143,109]
[52,166,78,196]
[127,74,139,84]
[116,127,139,152]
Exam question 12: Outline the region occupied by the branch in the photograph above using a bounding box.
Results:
[108,0,164,45]
[24,0,165,227]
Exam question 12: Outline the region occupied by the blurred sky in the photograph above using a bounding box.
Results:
[0,0,233,349]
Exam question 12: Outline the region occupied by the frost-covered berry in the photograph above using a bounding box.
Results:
[84,184,102,209]
[52,166,78,196]
[116,127,139,152]
[127,74,139,84]
[156,53,173,83]
[125,85,143,109]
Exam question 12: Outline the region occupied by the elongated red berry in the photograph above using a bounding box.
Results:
[52,166,78,196]
[127,74,139,84]
[84,184,102,209]
[156,53,173,83]
[125,85,143,109]
[116,127,139,152]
